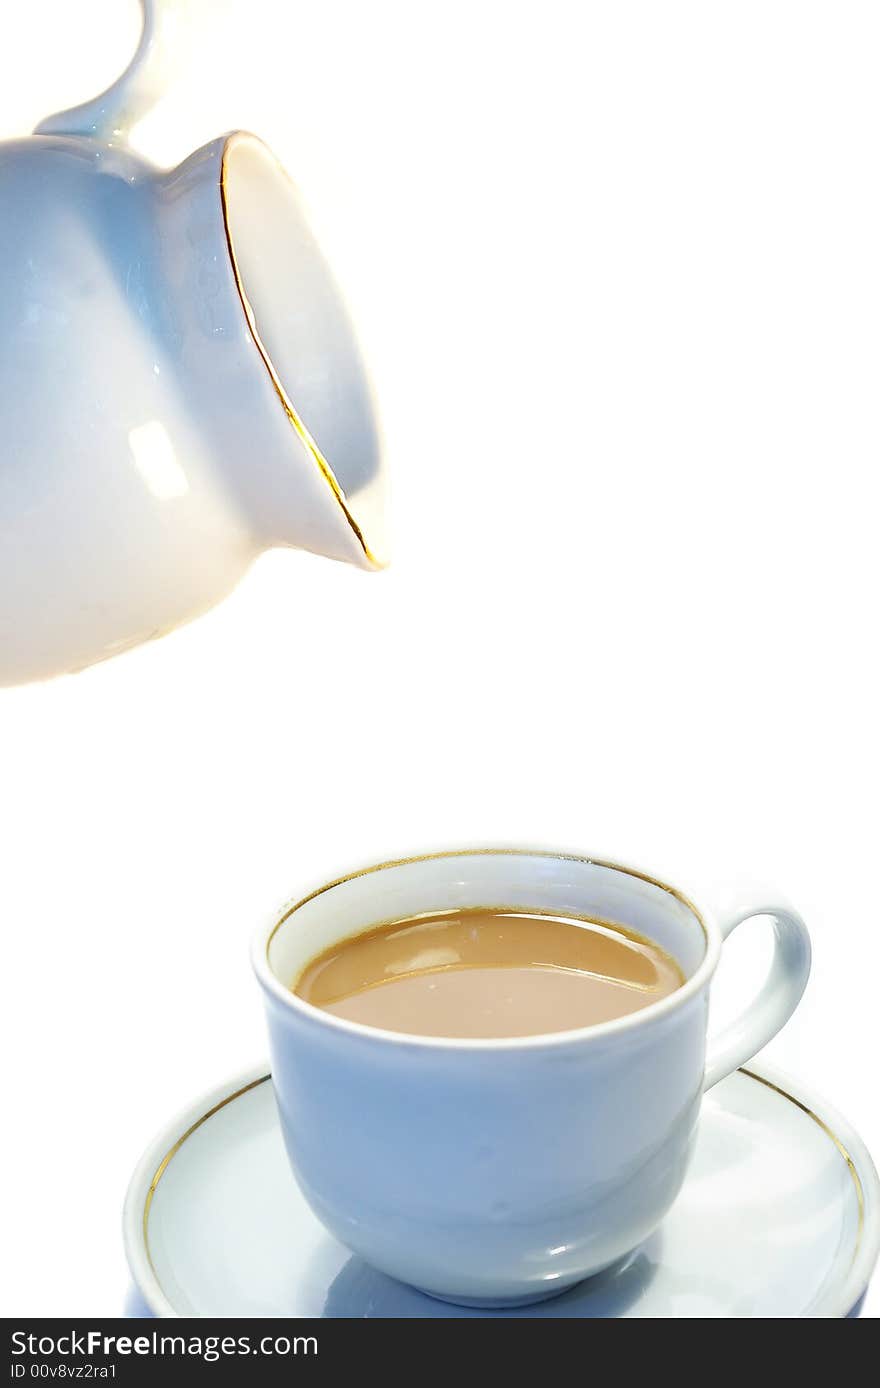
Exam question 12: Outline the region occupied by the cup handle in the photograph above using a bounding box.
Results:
[36,0,190,142]
[703,892,811,1091]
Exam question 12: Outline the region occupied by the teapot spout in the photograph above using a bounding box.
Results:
[166,133,388,571]
[220,134,388,570]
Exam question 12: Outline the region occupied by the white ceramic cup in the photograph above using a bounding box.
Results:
[252,849,811,1307]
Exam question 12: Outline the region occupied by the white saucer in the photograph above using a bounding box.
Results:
[124,1063,879,1318]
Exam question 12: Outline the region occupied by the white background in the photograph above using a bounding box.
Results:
[1,0,877,1317]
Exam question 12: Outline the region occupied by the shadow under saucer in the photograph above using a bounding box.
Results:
[125,1284,155,1318]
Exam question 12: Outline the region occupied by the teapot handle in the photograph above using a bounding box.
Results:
[35,0,189,142]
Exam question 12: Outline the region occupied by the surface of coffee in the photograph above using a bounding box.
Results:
[294,908,684,1038]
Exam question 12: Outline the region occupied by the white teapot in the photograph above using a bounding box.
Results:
[0,0,387,685]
